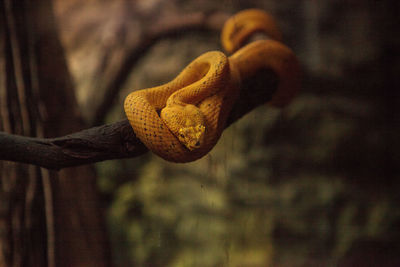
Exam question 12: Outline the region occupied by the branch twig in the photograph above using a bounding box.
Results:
[0,69,278,170]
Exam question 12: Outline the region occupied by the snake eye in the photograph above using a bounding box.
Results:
[180,134,185,138]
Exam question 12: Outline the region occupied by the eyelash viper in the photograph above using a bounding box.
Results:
[124,9,300,163]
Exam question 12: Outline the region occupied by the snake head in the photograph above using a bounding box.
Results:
[161,104,207,151]
[178,124,205,151]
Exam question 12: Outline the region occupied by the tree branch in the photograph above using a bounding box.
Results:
[0,120,147,170]
[0,69,278,170]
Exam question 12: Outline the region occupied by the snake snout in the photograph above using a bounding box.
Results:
[178,125,205,151]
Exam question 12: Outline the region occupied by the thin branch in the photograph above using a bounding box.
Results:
[0,68,278,170]
[0,120,147,170]
[91,11,229,126]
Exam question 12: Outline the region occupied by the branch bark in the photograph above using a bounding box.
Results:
[0,68,278,170]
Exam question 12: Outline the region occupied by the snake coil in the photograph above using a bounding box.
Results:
[124,9,300,162]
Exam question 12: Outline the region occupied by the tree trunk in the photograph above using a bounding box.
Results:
[0,0,110,266]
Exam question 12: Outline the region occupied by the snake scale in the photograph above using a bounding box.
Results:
[124,9,300,163]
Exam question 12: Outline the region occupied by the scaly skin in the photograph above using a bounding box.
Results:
[124,9,300,162]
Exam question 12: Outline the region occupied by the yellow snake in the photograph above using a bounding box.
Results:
[124,9,300,163]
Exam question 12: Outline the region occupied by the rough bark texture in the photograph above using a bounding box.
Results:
[0,0,110,266]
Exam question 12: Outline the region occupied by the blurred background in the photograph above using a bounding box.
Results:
[54,0,399,266]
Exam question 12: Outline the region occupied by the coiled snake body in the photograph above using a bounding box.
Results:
[124,9,300,162]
